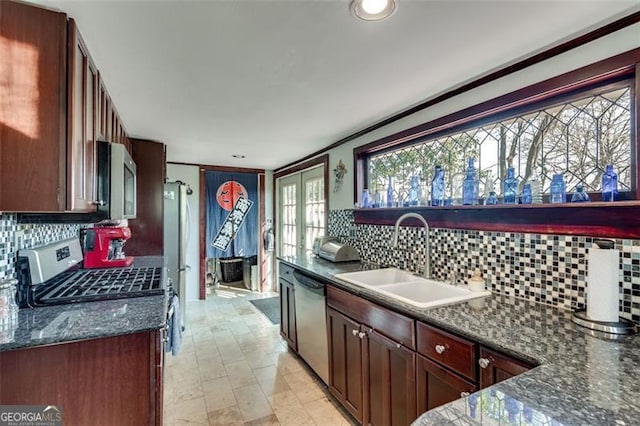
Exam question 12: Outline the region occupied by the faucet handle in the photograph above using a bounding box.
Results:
[450,271,458,286]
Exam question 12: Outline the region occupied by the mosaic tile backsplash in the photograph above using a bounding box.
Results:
[0,214,84,280]
[328,209,640,323]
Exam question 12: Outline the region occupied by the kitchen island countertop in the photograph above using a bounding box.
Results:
[279,255,640,426]
[0,256,168,352]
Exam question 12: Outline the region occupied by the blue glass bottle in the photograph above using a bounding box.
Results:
[408,176,420,206]
[361,189,370,208]
[521,183,532,204]
[372,190,381,208]
[550,173,566,203]
[601,164,618,201]
[571,184,590,202]
[503,167,518,204]
[462,158,479,205]
[386,176,394,207]
[431,166,445,206]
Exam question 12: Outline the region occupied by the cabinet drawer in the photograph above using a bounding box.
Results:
[279,262,295,282]
[327,286,415,350]
[417,322,477,381]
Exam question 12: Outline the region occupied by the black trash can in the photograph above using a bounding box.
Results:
[219,257,243,282]
[243,256,258,290]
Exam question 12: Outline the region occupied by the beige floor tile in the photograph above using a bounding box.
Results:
[202,377,237,412]
[199,360,228,382]
[233,384,274,422]
[208,405,244,426]
[225,359,258,389]
[303,397,351,426]
[270,352,304,376]
[245,350,274,370]
[171,396,209,425]
[244,413,281,425]
[282,373,325,404]
[267,390,315,426]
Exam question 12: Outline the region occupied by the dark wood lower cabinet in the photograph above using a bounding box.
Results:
[417,354,478,414]
[365,329,417,426]
[279,278,297,351]
[479,346,534,388]
[327,307,364,423]
[0,331,163,426]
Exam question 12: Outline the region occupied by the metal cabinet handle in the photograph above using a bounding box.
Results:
[435,344,446,354]
[91,200,106,206]
[352,329,358,336]
[358,331,366,339]
[396,343,401,349]
[479,358,491,369]
[460,392,470,398]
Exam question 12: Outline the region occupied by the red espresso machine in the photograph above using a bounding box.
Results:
[82,225,134,268]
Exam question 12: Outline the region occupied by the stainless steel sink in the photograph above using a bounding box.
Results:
[334,268,491,308]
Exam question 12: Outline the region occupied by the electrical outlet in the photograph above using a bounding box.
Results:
[14,230,24,250]
[348,226,357,239]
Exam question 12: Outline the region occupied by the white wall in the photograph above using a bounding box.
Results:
[327,23,640,210]
[166,163,200,301]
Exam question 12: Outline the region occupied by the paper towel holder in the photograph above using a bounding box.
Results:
[572,310,637,336]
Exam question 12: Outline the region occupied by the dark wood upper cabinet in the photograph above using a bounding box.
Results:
[0,0,68,211]
[67,18,98,212]
[127,139,166,256]
[0,1,130,213]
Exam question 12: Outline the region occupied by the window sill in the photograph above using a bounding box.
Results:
[352,201,640,239]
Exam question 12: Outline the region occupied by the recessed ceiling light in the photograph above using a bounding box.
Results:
[351,0,397,21]
[232,154,246,159]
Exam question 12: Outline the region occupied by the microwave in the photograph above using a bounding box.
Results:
[96,141,137,220]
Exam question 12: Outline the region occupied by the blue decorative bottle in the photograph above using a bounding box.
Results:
[550,173,566,203]
[462,158,479,205]
[601,164,618,201]
[361,189,370,208]
[503,167,518,204]
[521,183,532,204]
[431,166,445,206]
[408,176,420,206]
[386,176,394,207]
[373,190,381,208]
[571,184,590,202]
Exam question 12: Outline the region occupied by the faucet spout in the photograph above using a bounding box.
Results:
[392,213,430,279]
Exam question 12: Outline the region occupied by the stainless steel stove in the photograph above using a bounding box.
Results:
[17,238,165,308]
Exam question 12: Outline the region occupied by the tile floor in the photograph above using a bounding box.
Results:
[163,285,354,425]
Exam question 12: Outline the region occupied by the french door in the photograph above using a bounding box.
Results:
[278,165,326,258]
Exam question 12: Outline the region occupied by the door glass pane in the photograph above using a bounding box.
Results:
[281,183,297,257]
[304,175,325,254]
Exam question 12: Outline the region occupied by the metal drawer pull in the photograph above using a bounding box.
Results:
[479,358,491,369]
[396,343,401,349]
[352,329,358,336]
[460,392,470,398]
[358,331,366,339]
[435,344,446,354]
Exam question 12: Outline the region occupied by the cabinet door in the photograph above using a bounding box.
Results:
[479,347,533,388]
[0,0,67,211]
[67,18,97,211]
[364,329,417,426]
[417,354,477,413]
[327,307,364,423]
[279,279,297,350]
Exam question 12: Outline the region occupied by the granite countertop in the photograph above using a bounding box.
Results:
[0,256,168,353]
[279,255,640,425]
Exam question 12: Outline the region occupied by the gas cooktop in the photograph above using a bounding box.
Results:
[37,267,164,305]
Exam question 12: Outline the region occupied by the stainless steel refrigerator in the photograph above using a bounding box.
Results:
[164,181,188,329]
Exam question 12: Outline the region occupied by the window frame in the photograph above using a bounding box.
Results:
[353,48,640,238]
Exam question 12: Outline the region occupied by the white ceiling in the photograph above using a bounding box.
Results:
[32,0,640,170]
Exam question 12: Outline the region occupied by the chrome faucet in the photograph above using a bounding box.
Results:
[392,212,430,279]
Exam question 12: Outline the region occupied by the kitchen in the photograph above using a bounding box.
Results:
[1,0,640,425]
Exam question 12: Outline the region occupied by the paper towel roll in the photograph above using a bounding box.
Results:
[587,247,619,322]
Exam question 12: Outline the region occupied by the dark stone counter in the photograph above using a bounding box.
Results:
[0,256,168,352]
[278,255,640,425]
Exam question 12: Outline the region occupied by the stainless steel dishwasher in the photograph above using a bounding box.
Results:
[292,270,329,384]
